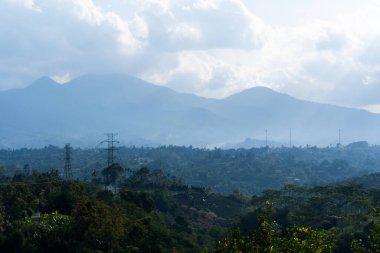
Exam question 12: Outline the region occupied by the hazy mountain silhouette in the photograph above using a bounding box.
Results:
[1,74,379,148]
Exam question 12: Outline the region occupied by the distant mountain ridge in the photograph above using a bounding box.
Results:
[0,74,379,148]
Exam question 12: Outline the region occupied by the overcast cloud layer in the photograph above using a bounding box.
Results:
[1,0,380,109]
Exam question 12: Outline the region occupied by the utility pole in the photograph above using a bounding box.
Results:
[265,129,268,147]
[289,128,292,148]
[64,143,73,179]
[101,133,119,167]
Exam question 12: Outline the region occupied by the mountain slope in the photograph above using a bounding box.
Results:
[0,74,226,147]
[209,86,380,145]
[1,74,380,147]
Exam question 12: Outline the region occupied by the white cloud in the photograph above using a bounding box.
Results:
[70,0,144,54]
[168,23,201,42]
[7,0,42,12]
[51,72,71,84]
[1,0,380,108]
[359,104,380,114]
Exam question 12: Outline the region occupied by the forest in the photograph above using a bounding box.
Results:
[0,142,379,193]
[0,168,379,252]
[1,145,380,252]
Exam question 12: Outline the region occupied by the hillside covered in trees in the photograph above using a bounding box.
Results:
[1,144,380,194]
[1,144,380,251]
[0,166,380,252]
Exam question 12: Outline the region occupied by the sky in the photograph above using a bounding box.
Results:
[1,0,380,110]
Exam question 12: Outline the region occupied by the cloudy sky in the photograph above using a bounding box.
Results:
[1,0,380,110]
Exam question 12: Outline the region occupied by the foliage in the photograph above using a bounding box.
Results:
[1,145,378,194]
[0,170,226,252]
[0,154,380,252]
[215,201,336,253]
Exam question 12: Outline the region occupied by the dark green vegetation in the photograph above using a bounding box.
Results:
[0,169,231,252]
[2,144,380,252]
[1,144,379,194]
[246,184,380,252]
[0,167,380,252]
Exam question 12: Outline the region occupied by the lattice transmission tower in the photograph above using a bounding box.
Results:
[64,143,73,179]
[101,133,119,167]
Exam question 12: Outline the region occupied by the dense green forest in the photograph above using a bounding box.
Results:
[1,143,379,194]
[1,144,380,252]
[0,166,380,252]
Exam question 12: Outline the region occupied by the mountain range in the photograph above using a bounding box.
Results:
[1,74,379,148]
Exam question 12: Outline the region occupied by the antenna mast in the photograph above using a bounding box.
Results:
[338,128,341,148]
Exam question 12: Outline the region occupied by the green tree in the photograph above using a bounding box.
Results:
[102,163,124,192]
[215,201,336,253]
[71,199,126,252]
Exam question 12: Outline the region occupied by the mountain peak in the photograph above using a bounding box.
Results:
[224,86,293,105]
[68,73,145,86]
[28,76,59,89]
[237,86,288,96]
